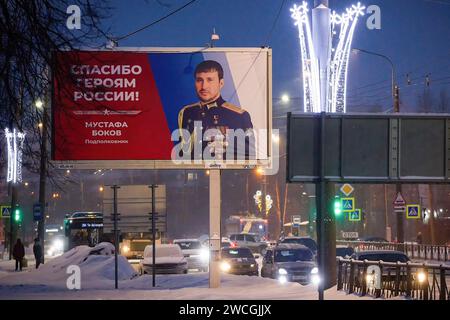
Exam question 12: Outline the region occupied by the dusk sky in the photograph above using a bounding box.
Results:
[104,0,450,113]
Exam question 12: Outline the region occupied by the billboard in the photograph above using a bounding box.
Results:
[52,48,272,169]
[102,185,166,234]
[287,113,450,183]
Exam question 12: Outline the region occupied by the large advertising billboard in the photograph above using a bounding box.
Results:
[52,48,272,169]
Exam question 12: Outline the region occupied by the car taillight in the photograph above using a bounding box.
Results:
[230,241,237,248]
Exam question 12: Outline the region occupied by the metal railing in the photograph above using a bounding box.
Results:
[337,240,450,262]
[337,257,450,300]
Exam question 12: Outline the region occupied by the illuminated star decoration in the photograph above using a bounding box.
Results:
[265,195,273,216]
[5,128,26,183]
[291,1,365,113]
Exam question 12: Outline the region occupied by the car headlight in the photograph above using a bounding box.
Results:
[53,239,63,251]
[366,274,375,285]
[200,249,209,262]
[417,271,427,283]
[122,245,130,254]
[220,261,231,272]
[278,275,288,284]
[278,268,288,275]
[311,267,320,285]
[250,264,255,268]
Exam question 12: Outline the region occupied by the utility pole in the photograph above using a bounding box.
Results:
[38,95,49,264]
[394,85,404,244]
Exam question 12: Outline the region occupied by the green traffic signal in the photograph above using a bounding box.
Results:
[14,207,22,223]
[334,198,342,216]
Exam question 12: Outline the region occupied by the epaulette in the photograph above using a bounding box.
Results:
[222,102,246,114]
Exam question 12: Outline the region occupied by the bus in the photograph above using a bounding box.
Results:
[224,215,269,241]
[64,212,104,250]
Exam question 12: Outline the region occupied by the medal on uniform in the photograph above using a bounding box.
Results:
[213,115,219,125]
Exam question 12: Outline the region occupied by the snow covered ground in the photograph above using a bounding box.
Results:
[0,243,405,300]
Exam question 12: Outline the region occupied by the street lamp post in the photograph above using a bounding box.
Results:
[352,48,399,112]
[352,48,403,243]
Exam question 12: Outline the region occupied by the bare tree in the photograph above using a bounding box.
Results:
[0,0,110,181]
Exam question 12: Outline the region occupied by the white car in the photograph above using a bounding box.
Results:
[173,239,209,272]
[139,244,188,275]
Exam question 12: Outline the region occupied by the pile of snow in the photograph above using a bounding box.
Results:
[0,242,137,290]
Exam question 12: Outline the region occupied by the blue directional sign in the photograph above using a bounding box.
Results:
[349,209,361,222]
[1,206,11,218]
[33,203,42,221]
[341,198,355,212]
[406,205,421,219]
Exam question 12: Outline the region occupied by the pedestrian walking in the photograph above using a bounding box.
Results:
[13,238,25,271]
[33,238,42,269]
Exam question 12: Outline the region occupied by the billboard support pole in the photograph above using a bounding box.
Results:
[316,112,337,300]
[209,169,221,288]
[111,185,120,289]
[149,184,158,287]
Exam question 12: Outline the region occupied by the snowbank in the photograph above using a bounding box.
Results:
[0,242,137,291]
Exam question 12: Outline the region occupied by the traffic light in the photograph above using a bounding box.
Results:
[14,207,22,223]
[334,198,342,217]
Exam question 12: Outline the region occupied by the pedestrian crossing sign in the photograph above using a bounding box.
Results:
[406,205,421,219]
[341,198,355,212]
[0,206,11,218]
[349,209,361,222]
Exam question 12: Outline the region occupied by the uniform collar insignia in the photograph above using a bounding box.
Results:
[201,96,225,109]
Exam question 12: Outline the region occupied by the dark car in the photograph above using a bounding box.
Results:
[352,250,409,263]
[357,236,389,243]
[261,243,318,285]
[336,245,354,258]
[220,247,259,276]
[278,237,318,256]
[351,250,411,284]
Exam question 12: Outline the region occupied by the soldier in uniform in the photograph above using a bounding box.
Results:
[178,60,254,160]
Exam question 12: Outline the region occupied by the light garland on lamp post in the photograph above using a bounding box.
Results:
[291,1,365,113]
[5,128,26,184]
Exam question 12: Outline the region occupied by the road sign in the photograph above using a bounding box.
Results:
[394,206,406,213]
[0,206,11,218]
[341,231,359,239]
[341,198,355,212]
[393,192,406,205]
[292,215,301,227]
[406,205,421,219]
[33,203,42,221]
[340,184,354,197]
[349,209,362,222]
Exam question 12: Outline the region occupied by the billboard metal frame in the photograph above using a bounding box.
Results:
[287,112,450,184]
[51,47,273,170]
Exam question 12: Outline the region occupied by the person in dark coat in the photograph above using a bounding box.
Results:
[33,238,42,269]
[416,232,423,245]
[13,238,25,271]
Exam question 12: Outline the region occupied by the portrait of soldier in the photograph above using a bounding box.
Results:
[178,60,255,160]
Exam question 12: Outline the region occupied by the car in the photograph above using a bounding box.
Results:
[173,239,209,272]
[350,250,412,285]
[139,244,188,275]
[351,250,410,263]
[229,233,267,254]
[357,236,389,243]
[220,247,259,276]
[336,245,354,258]
[278,236,318,256]
[261,243,319,285]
